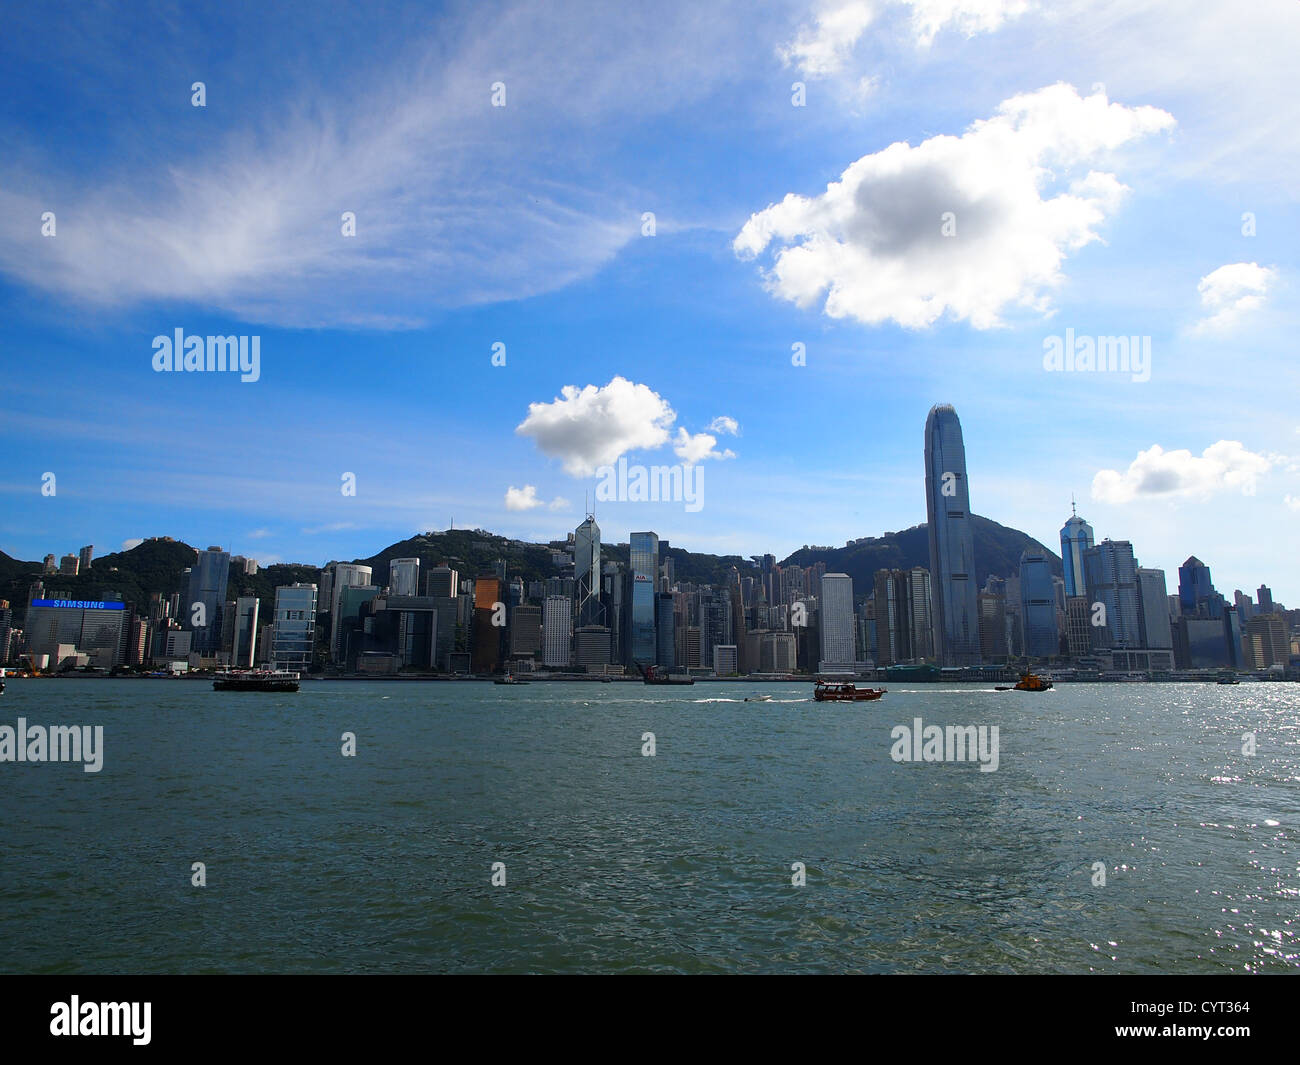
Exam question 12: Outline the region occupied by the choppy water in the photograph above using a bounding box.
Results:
[1,679,1297,973]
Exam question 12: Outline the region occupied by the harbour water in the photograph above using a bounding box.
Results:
[2,679,1297,974]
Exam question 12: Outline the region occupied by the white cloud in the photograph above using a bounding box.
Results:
[121,538,143,550]
[1192,262,1278,334]
[735,83,1174,329]
[505,485,543,511]
[780,0,1034,77]
[1284,494,1300,512]
[673,428,737,465]
[515,377,676,477]
[1092,440,1274,504]
[247,528,272,540]
[780,1,877,77]
[502,486,571,512]
[708,415,740,435]
[905,0,1034,46]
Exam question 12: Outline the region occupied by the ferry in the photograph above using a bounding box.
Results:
[493,673,530,685]
[813,680,885,702]
[213,670,300,692]
[636,662,695,686]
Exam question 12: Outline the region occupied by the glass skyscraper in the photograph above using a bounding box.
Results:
[1083,540,1141,649]
[629,531,659,666]
[1019,550,1058,659]
[270,583,317,672]
[924,404,979,666]
[575,516,603,627]
[1059,503,1095,598]
[1178,556,1222,617]
[186,546,231,655]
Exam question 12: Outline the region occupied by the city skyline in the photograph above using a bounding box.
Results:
[1,2,1297,603]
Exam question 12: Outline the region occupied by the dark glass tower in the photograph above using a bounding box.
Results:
[186,546,231,655]
[924,405,979,666]
[629,531,659,665]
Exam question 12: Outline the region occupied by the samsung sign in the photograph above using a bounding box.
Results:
[31,599,126,610]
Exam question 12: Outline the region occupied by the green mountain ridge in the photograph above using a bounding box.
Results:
[1,515,1059,615]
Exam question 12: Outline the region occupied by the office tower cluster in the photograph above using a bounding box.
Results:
[5,410,1295,678]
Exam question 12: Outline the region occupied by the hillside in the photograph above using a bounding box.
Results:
[780,514,1061,593]
[1,514,1060,616]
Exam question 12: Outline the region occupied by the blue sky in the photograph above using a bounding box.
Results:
[1,0,1297,602]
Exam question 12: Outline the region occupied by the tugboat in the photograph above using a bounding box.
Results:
[813,680,885,702]
[996,671,1053,692]
[213,670,300,692]
[493,673,529,685]
[636,661,695,686]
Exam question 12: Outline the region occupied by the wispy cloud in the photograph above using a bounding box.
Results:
[0,1,761,328]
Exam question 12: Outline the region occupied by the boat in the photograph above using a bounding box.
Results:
[1216,672,1240,685]
[744,694,774,702]
[998,671,1052,692]
[494,673,529,685]
[636,661,695,686]
[813,680,885,702]
[213,670,300,692]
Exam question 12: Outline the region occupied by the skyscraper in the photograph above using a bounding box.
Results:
[655,592,676,668]
[388,558,420,597]
[1178,557,1220,617]
[1019,550,1058,659]
[818,572,856,673]
[1136,568,1173,650]
[271,583,317,672]
[232,596,260,668]
[1257,584,1275,615]
[924,404,979,666]
[329,564,373,660]
[629,532,659,666]
[186,547,231,655]
[1083,540,1141,650]
[425,565,459,599]
[542,595,571,668]
[473,575,506,673]
[574,516,603,627]
[1059,502,1094,598]
[79,545,94,572]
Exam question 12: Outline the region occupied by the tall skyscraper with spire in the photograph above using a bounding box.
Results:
[574,514,603,627]
[924,404,979,666]
[1059,498,1095,598]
